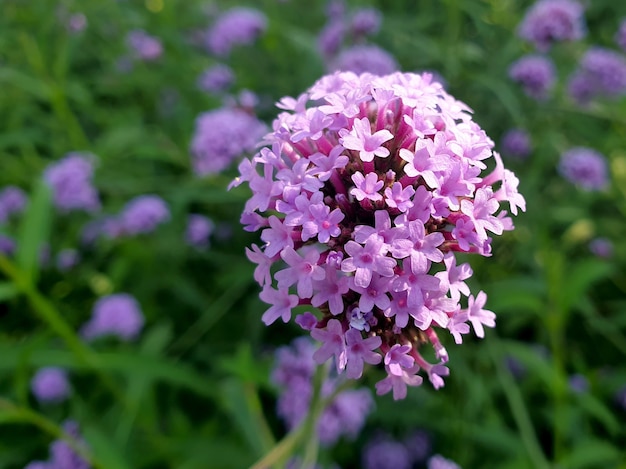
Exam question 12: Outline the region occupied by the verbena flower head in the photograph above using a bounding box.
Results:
[568,47,626,104]
[273,337,374,445]
[186,214,214,249]
[518,0,586,51]
[318,20,346,58]
[351,8,382,38]
[0,185,27,223]
[30,367,71,403]
[362,435,412,469]
[43,153,100,213]
[236,72,524,399]
[191,106,266,176]
[56,248,80,272]
[81,293,144,341]
[0,234,15,256]
[428,454,461,469]
[501,129,531,159]
[617,19,626,52]
[509,54,556,100]
[120,195,170,235]
[25,420,90,469]
[126,30,162,61]
[331,45,398,75]
[559,147,608,191]
[205,7,267,57]
[197,64,234,93]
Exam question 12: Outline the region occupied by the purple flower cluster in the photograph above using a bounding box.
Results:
[509,55,556,100]
[185,214,214,249]
[558,147,608,191]
[31,367,71,404]
[428,454,461,469]
[331,45,398,76]
[25,421,90,469]
[43,153,100,213]
[351,8,382,38]
[120,195,170,235]
[568,47,626,104]
[205,7,267,57]
[501,129,532,159]
[81,293,144,342]
[190,106,266,176]
[362,431,430,469]
[272,337,374,446]
[235,71,525,399]
[518,0,586,51]
[197,64,234,93]
[0,185,27,223]
[617,20,626,52]
[126,30,162,61]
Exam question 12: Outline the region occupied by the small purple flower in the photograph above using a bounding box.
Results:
[126,30,162,61]
[191,107,266,176]
[589,237,613,258]
[509,54,556,100]
[205,7,267,57]
[185,214,214,249]
[428,454,461,469]
[501,129,531,159]
[568,47,626,104]
[0,234,16,256]
[362,436,411,469]
[66,13,87,34]
[330,45,398,75]
[518,0,586,51]
[43,153,100,213]
[49,421,90,469]
[31,367,71,403]
[404,430,432,463]
[617,19,626,52]
[197,64,234,93]
[56,249,80,272]
[0,185,27,223]
[120,195,170,235]
[341,117,394,162]
[81,294,144,341]
[318,20,345,58]
[559,147,608,191]
[568,374,589,394]
[351,8,382,38]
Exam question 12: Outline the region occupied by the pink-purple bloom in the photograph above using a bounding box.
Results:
[501,129,531,159]
[205,7,267,57]
[509,54,556,100]
[428,454,461,469]
[81,293,144,341]
[56,248,80,272]
[589,237,613,258]
[25,420,90,469]
[330,45,398,75]
[126,30,162,61]
[197,64,234,93]
[43,153,100,213]
[235,71,524,399]
[559,147,608,191]
[120,195,170,235]
[518,0,586,51]
[190,107,266,176]
[0,185,27,223]
[30,367,71,403]
[568,47,626,104]
[186,214,214,249]
[351,8,382,38]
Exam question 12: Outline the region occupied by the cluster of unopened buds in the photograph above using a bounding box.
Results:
[233,71,525,400]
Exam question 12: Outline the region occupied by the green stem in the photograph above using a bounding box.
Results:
[488,339,551,469]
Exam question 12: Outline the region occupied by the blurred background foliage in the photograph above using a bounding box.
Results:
[0,0,625,467]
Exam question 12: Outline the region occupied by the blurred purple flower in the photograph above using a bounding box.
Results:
[568,374,589,394]
[362,436,411,469]
[120,195,170,235]
[186,214,214,249]
[205,7,267,57]
[81,293,144,341]
[190,107,265,176]
[617,19,626,52]
[501,129,531,159]
[197,64,234,93]
[568,47,626,104]
[273,337,374,447]
[67,13,87,33]
[504,355,527,379]
[559,147,608,191]
[518,0,585,51]
[509,54,556,100]
[43,153,100,213]
[126,30,162,61]
[404,430,432,463]
[31,367,71,403]
[330,45,398,75]
[325,0,346,18]
[615,386,626,411]
[0,185,27,223]
[351,8,382,38]
[24,421,90,469]
[0,234,16,256]
[589,237,613,258]
[56,248,80,272]
[318,20,346,58]
[428,454,461,469]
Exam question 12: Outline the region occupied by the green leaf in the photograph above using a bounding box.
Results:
[83,425,132,469]
[558,439,621,469]
[559,260,614,313]
[577,393,621,436]
[16,180,53,284]
[0,282,18,302]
